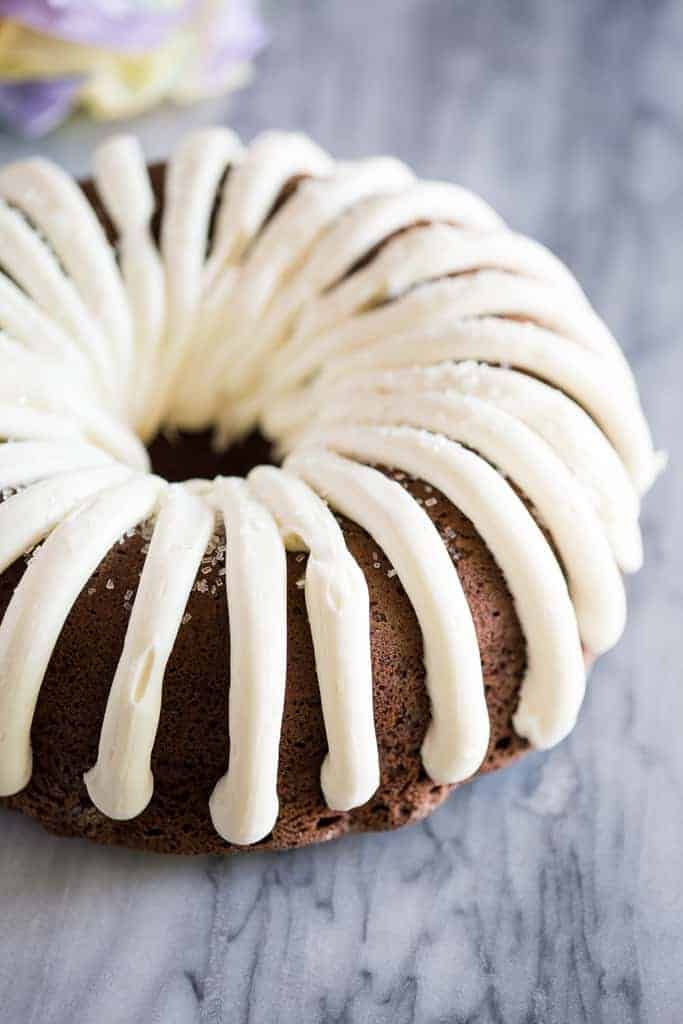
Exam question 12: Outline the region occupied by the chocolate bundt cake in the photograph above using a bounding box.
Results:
[0,129,661,854]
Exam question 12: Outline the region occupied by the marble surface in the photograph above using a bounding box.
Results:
[0,1,681,1021]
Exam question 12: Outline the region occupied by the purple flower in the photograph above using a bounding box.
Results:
[0,77,83,137]
[0,1,267,136]
[0,0,197,53]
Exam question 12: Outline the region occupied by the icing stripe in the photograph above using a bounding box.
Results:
[0,440,113,489]
[93,136,166,438]
[0,475,164,797]
[0,158,133,397]
[0,335,149,470]
[265,271,636,410]
[85,485,214,820]
[291,316,660,495]
[157,127,243,435]
[275,224,587,373]
[243,187,507,414]
[209,478,288,845]
[0,405,83,443]
[298,391,626,655]
[249,465,379,811]
[0,199,118,405]
[0,465,134,574]
[285,448,489,785]
[0,271,92,378]
[203,131,333,293]
[315,362,642,573]
[178,157,416,433]
[306,426,586,750]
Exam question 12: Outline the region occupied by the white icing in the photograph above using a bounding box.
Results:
[268,223,587,383]
[85,485,214,819]
[174,155,415,433]
[300,427,586,749]
[311,362,642,572]
[296,389,626,655]
[0,404,83,443]
[0,199,118,405]
[150,128,243,440]
[0,440,113,489]
[274,315,660,495]
[285,448,489,784]
[241,188,506,422]
[0,129,661,845]
[264,270,638,414]
[0,465,134,574]
[248,465,379,810]
[0,474,164,796]
[203,131,333,293]
[93,135,166,437]
[0,270,92,378]
[208,478,288,846]
[0,335,149,471]
[0,158,133,401]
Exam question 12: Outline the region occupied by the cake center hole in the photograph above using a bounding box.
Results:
[147,429,277,484]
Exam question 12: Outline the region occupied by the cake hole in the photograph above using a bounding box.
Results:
[147,428,277,484]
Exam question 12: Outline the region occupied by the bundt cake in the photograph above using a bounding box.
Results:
[0,128,661,853]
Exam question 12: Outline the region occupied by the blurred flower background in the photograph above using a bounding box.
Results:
[0,0,267,136]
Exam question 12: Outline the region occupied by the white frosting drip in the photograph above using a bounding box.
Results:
[174,155,415,432]
[248,465,380,810]
[160,128,242,379]
[203,131,333,293]
[311,362,642,572]
[0,271,92,378]
[0,465,134,574]
[264,270,637,414]
[93,136,166,437]
[285,448,489,784]
[0,474,164,796]
[0,404,83,442]
[209,478,288,846]
[243,187,506,412]
[0,129,661,845]
[0,336,149,471]
[270,224,587,378]
[0,158,133,403]
[296,389,626,655]
[85,485,214,819]
[0,199,118,405]
[275,315,659,495]
[300,427,586,749]
[0,440,114,489]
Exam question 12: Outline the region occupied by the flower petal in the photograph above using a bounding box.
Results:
[0,1,195,53]
[0,76,82,136]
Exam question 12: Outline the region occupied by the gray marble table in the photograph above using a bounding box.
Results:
[0,2,681,1021]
